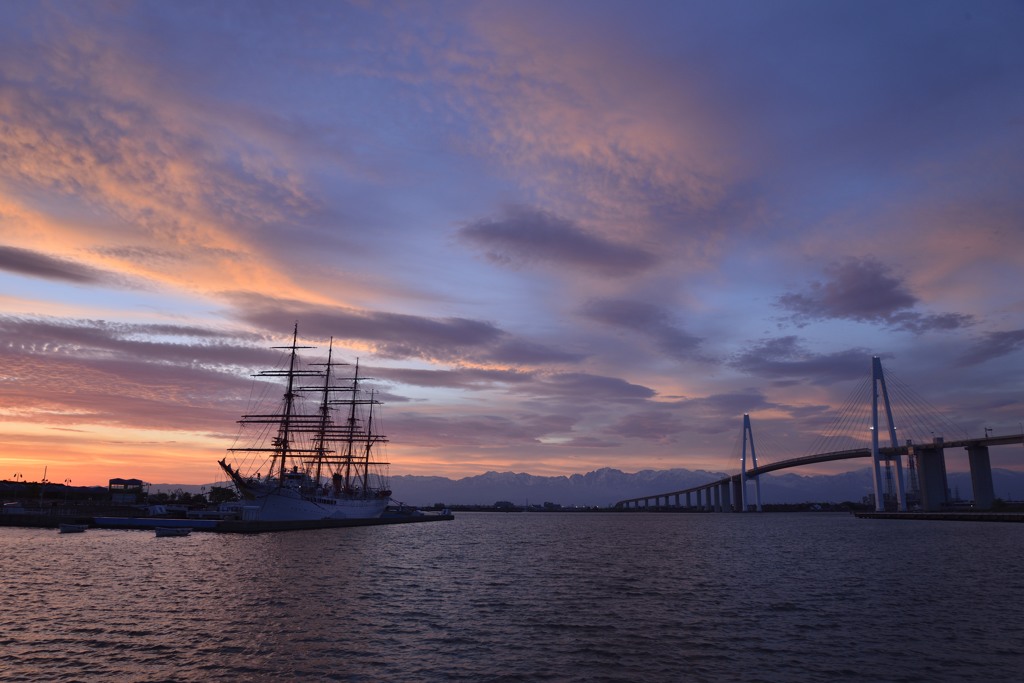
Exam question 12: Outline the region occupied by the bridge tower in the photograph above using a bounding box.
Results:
[740,413,763,512]
[870,356,907,512]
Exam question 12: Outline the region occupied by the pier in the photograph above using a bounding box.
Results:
[854,511,1024,523]
[0,506,453,533]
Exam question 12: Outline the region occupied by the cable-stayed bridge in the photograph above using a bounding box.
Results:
[615,357,1023,512]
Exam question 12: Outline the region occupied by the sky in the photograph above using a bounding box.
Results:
[1,0,1022,488]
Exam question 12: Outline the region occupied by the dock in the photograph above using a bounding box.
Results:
[1,511,454,533]
[855,511,1024,523]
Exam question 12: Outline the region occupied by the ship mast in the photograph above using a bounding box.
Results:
[274,324,303,484]
[342,359,361,491]
[227,326,320,485]
[311,340,335,487]
[360,389,385,491]
[362,388,377,492]
[235,323,317,485]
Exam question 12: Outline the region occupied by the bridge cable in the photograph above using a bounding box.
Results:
[802,375,873,459]
[881,369,970,444]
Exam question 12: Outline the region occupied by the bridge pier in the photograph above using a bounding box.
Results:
[731,477,743,512]
[967,444,995,510]
[915,437,949,512]
[685,491,691,508]
[719,481,731,512]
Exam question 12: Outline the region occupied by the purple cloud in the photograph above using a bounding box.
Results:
[483,338,586,365]
[372,366,534,390]
[389,412,576,448]
[731,336,869,385]
[0,246,116,285]
[232,293,502,358]
[957,328,1024,366]
[458,205,658,276]
[607,408,689,441]
[0,316,273,368]
[580,298,705,361]
[0,317,271,433]
[778,257,973,332]
[230,293,578,366]
[533,372,655,401]
[603,390,773,442]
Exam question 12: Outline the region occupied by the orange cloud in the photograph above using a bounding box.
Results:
[0,22,346,308]
[410,5,736,246]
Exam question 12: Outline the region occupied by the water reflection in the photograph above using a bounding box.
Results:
[2,515,1023,681]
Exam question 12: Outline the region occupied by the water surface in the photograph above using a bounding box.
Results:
[2,513,1021,681]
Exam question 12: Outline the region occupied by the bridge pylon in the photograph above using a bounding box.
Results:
[870,356,907,512]
[740,413,763,512]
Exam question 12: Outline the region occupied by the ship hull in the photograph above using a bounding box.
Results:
[242,489,389,521]
[220,460,389,522]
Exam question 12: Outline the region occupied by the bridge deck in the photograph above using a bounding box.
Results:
[614,434,1023,509]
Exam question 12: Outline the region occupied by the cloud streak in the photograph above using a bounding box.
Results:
[0,246,114,285]
[580,298,705,362]
[459,205,658,276]
[229,293,578,366]
[730,337,869,386]
[957,329,1024,367]
[778,257,975,333]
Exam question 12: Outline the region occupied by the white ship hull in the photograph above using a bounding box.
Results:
[243,487,389,521]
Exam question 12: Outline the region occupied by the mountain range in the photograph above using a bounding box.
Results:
[158,467,1024,508]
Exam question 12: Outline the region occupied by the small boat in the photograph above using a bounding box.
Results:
[58,523,88,533]
[154,527,192,537]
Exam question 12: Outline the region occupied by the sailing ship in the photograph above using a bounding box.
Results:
[218,325,392,521]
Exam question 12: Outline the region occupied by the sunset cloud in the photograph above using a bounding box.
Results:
[579,298,705,361]
[0,246,116,285]
[459,205,658,276]
[778,258,975,333]
[957,329,1024,367]
[228,292,577,366]
[730,337,869,386]
[0,2,1020,485]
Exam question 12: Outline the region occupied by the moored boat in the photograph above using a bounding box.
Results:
[218,325,392,522]
[154,527,191,537]
[58,523,88,533]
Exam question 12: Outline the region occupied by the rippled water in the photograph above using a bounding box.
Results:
[2,513,1022,682]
